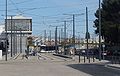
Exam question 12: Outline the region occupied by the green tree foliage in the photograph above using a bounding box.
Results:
[94,0,120,46]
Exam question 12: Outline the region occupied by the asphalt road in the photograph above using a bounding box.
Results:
[67,63,120,76]
[0,53,120,76]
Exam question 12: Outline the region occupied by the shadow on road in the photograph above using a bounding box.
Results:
[67,63,120,76]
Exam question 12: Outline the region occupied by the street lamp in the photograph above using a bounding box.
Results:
[63,13,84,57]
[10,16,13,57]
[49,25,64,54]
[55,26,58,54]
[49,30,51,45]
[20,28,22,53]
[99,0,102,61]
[5,0,8,61]
[2,15,15,57]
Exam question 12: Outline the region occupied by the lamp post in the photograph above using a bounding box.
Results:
[63,13,84,57]
[10,16,13,57]
[86,7,89,58]
[2,15,15,57]
[5,0,8,61]
[49,25,64,54]
[85,7,90,63]
[44,30,46,44]
[99,0,102,61]
[72,15,75,50]
[20,28,22,53]
[49,30,51,45]
[55,26,58,54]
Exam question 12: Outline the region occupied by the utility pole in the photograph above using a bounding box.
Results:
[2,15,16,57]
[61,28,63,43]
[20,28,22,53]
[15,31,17,54]
[5,0,8,61]
[86,7,90,63]
[49,30,51,45]
[56,20,72,54]
[64,21,67,54]
[64,13,84,50]
[73,15,75,49]
[13,21,15,56]
[59,30,61,44]
[64,21,67,42]
[99,0,102,61]
[44,30,46,44]
[64,13,84,59]
[10,16,13,57]
[50,25,64,54]
[55,26,58,54]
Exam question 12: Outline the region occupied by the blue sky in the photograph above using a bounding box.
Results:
[0,0,100,38]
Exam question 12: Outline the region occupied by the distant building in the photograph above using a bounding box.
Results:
[5,15,32,53]
[0,25,5,40]
[0,25,4,33]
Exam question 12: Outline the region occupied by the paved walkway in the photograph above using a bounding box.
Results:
[0,53,92,76]
[0,53,120,76]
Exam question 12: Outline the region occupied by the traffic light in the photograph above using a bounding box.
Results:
[6,40,9,48]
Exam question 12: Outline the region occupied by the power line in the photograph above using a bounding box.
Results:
[9,0,23,14]
[13,0,32,5]
[0,0,34,6]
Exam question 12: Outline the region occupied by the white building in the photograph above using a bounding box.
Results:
[5,15,32,53]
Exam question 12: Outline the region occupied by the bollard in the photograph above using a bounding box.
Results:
[88,56,90,63]
[110,56,113,64]
[79,52,80,63]
[111,56,113,64]
[114,56,116,64]
[93,55,95,62]
[112,55,115,64]
[119,56,120,64]
[84,55,85,63]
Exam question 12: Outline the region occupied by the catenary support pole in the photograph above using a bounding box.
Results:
[5,0,8,61]
[99,0,102,61]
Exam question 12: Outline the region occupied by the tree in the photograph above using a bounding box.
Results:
[94,0,120,46]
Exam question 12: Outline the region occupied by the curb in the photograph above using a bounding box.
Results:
[53,54,72,59]
[106,64,120,70]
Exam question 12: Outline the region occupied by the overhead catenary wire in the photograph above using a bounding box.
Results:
[9,0,23,14]
[0,0,98,38]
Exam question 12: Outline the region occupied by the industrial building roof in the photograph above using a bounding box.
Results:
[7,15,32,19]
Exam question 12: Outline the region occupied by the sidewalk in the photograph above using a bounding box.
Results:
[2,53,12,60]
[53,54,72,59]
[52,54,111,64]
[107,64,120,70]
[2,53,120,70]
[1,53,21,61]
